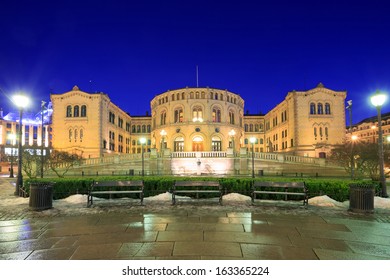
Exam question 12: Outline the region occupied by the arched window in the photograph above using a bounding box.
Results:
[244,124,248,132]
[174,108,183,123]
[317,103,323,114]
[192,106,203,122]
[80,129,84,142]
[81,105,87,117]
[172,94,175,101]
[132,125,136,133]
[66,106,72,117]
[174,137,184,152]
[74,129,78,141]
[249,124,253,132]
[137,125,141,133]
[325,103,331,114]
[74,105,79,117]
[147,125,151,132]
[69,129,72,142]
[310,103,316,114]
[211,136,222,151]
[142,125,146,133]
[160,111,167,125]
[212,107,221,122]
[229,110,235,124]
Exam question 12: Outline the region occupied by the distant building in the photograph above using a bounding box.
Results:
[48,83,346,159]
[346,112,390,144]
[0,105,52,161]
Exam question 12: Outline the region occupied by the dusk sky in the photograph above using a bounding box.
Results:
[1,0,390,123]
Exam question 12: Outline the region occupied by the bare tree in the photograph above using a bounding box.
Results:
[46,150,83,178]
[330,141,390,179]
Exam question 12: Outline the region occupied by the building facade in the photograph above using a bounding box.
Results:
[48,83,346,159]
[346,112,390,144]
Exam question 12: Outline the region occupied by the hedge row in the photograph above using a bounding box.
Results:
[24,176,380,202]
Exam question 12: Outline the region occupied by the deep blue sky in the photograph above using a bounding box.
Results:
[1,0,390,123]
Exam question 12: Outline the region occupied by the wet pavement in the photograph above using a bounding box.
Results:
[0,177,390,260]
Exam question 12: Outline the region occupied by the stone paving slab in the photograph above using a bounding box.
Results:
[1,177,390,260]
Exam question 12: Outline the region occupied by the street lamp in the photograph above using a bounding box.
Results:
[346,100,354,179]
[370,90,388,197]
[8,134,16,178]
[250,137,256,178]
[160,129,167,153]
[140,137,146,176]
[228,129,236,151]
[40,101,46,178]
[12,93,29,196]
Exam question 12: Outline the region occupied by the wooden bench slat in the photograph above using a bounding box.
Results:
[87,180,144,207]
[172,181,222,205]
[252,181,308,208]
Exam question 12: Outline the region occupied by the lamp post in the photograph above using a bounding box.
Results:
[228,129,236,152]
[40,101,46,178]
[370,90,388,198]
[346,100,354,179]
[8,134,16,178]
[250,137,256,178]
[12,94,29,196]
[140,137,146,177]
[160,129,167,154]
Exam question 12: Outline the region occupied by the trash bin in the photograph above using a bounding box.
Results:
[349,184,375,213]
[29,182,53,211]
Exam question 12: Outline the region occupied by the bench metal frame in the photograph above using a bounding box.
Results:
[87,180,144,207]
[172,181,223,205]
[252,181,308,208]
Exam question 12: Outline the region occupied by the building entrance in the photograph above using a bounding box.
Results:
[192,136,204,151]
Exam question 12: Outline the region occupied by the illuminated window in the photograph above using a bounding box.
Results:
[310,103,316,114]
[74,106,79,117]
[325,103,331,114]
[160,111,167,125]
[174,108,183,123]
[192,106,203,122]
[66,106,72,117]
[229,110,235,124]
[317,103,323,114]
[212,107,221,122]
[81,105,87,117]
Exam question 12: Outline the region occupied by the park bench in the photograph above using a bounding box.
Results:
[172,180,223,205]
[251,181,308,208]
[87,180,144,207]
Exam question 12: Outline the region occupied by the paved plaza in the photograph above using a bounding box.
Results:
[0,177,389,260]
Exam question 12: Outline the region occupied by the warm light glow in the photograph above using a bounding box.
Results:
[12,93,30,108]
[371,125,377,129]
[160,129,167,137]
[387,136,390,142]
[228,129,236,137]
[249,137,256,144]
[351,135,358,141]
[192,117,203,122]
[370,91,387,107]
[140,137,146,144]
[8,134,16,145]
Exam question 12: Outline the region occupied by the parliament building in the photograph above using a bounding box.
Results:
[48,83,347,159]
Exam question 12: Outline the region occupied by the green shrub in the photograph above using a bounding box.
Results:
[24,176,379,202]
